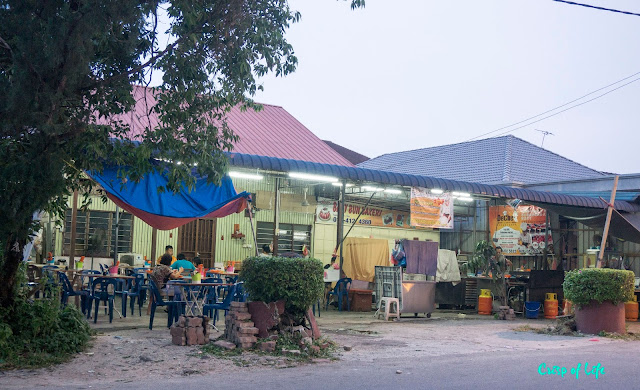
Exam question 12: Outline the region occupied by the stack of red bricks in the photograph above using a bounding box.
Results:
[498,306,516,321]
[224,301,259,349]
[170,316,210,346]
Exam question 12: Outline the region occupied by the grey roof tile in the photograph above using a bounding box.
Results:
[358,135,608,185]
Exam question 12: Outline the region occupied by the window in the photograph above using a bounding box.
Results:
[256,222,311,254]
[63,209,133,257]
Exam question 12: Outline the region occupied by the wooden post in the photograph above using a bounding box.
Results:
[272,177,281,256]
[113,206,120,266]
[543,211,550,269]
[598,175,619,268]
[69,190,79,267]
[151,227,158,264]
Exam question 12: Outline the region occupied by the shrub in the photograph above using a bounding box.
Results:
[240,257,324,321]
[563,268,635,307]
[0,265,92,369]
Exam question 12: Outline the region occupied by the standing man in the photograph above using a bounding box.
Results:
[494,246,513,271]
[156,245,177,265]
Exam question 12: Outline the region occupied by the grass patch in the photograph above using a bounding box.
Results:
[198,332,340,367]
[199,343,243,358]
[597,330,640,341]
[513,317,583,337]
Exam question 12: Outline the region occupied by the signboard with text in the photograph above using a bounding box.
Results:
[315,198,412,229]
[409,187,454,229]
[489,205,552,255]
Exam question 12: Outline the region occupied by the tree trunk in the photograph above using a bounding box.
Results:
[0,235,26,309]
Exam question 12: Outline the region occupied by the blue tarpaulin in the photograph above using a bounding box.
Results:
[88,166,249,230]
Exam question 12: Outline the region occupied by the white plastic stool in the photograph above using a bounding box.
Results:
[375,297,400,321]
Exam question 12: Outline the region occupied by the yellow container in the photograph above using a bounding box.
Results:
[544,293,558,319]
[480,289,492,297]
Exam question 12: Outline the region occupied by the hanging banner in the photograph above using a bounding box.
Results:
[409,187,454,229]
[489,205,552,255]
[315,197,412,229]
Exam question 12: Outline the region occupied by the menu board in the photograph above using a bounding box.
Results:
[409,187,454,229]
[315,198,411,229]
[489,205,552,255]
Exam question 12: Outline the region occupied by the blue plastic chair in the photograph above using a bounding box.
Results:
[57,271,90,314]
[312,299,321,317]
[203,284,237,326]
[88,278,118,323]
[148,279,185,330]
[41,266,59,298]
[233,282,248,302]
[122,273,145,317]
[326,278,352,311]
[80,270,101,289]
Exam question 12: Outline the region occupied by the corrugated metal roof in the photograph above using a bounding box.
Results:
[98,85,353,166]
[228,152,640,213]
[358,135,608,185]
[323,140,370,165]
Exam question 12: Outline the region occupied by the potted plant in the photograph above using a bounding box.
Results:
[471,240,494,276]
[563,268,635,334]
[472,241,508,308]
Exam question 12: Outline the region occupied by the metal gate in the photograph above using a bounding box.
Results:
[178,219,216,268]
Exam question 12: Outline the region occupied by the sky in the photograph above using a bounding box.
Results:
[247,0,640,174]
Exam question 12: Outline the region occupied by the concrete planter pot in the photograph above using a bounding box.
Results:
[574,300,626,334]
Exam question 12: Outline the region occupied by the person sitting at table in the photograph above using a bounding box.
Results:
[259,244,272,258]
[171,253,195,272]
[151,254,183,295]
[156,245,177,265]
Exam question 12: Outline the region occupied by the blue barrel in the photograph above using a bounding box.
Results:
[525,301,541,319]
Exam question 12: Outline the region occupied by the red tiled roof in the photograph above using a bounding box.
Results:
[98,85,354,166]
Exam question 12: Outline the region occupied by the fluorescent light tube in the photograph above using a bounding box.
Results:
[288,172,338,182]
[228,171,264,180]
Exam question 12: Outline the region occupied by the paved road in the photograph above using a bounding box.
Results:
[34,341,637,390]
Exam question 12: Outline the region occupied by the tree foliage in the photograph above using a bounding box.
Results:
[0,0,363,308]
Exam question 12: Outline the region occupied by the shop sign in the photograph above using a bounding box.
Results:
[315,197,412,228]
[489,205,552,255]
[409,187,454,229]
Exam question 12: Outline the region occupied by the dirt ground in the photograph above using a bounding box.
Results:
[3,308,640,389]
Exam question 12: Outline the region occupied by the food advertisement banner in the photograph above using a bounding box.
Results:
[315,198,411,229]
[409,187,454,229]
[489,205,552,255]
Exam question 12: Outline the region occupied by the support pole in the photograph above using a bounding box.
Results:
[69,190,79,267]
[247,201,259,256]
[114,206,120,266]
[272,177,281,256]
[151,227,158,265]
[338,180,346,271]
[598,175,619,268]
[543,211,550,269]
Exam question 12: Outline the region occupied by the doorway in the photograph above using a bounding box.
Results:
[178,219,216,268]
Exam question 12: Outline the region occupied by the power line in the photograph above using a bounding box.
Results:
[490,76,640,138]
[445,70,640,144]
[379,71,640,169]
[553,0,640,17]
